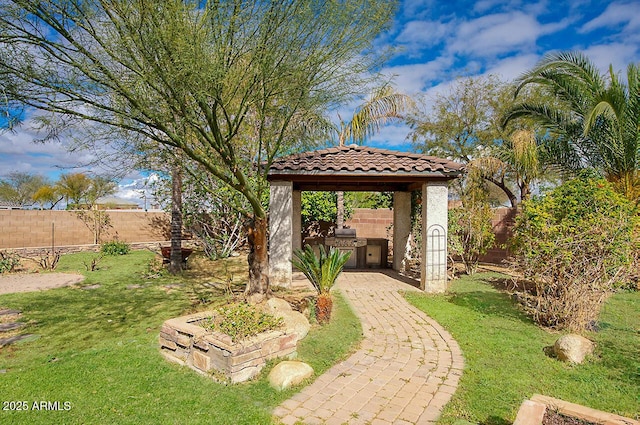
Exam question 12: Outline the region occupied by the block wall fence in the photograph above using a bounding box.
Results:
[1,207,514,264]
[0,209,170,250]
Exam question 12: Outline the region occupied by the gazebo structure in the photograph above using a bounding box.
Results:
[267,145,464,293]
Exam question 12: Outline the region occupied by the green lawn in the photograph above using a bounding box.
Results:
[405,272,640,425]
[0,251,362,424]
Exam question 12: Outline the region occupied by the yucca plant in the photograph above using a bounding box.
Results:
[292,244,351,324]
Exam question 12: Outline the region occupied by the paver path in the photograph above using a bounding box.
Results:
[274,271,464,425]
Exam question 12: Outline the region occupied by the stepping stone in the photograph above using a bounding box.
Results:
[0,334,35,347]
[0,322,24,332]
[0,309,21,316]
[81,284,101,290]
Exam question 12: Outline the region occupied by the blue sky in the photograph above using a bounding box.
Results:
[1,0,639,204]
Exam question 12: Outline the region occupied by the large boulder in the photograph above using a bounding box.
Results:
[266,297,293,313]
[553,334,594,364]
[265,298,311,341]
[268,361,314,391]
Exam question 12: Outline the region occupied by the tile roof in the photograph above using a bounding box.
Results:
[269,145,464,177]
[0,200,23,209]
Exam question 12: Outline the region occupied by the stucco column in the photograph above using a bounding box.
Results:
[292,190,302,253]
[393,191,412,272]
[421,181,449,292]
[269,181,293,288]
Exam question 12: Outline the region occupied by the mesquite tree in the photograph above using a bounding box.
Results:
[0,0,396,295]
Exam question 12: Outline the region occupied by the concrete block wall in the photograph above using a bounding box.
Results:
[479,207,517,264]
[344,208,394,240]
[0,210,170,249]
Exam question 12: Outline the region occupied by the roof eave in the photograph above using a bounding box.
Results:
[267,170,463,180]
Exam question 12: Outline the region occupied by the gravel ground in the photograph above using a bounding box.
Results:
[0,273,85,295]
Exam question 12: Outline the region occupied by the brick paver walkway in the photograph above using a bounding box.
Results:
[273,271,464,425]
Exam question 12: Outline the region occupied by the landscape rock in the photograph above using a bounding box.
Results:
[281,310,311,340]
[264,298,310,340]
[268,361,314,391]
[265,297,293,312]
[553,334,594,364]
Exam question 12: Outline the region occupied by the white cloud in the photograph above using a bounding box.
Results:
[580,1,640,33]
[0,123,94,179]
[448,12,568,57]
[396,19,451,48]
[581,42,640,75]
[400,0,437,20]
[381,56,455,94]
[482,53,540,80]
[473,0,504,14]
[368,123,413,149]
[114,173,161,208]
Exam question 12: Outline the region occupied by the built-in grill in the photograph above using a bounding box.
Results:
[327,228,366,247]
[325,228,360,268]
[323,228,388,269]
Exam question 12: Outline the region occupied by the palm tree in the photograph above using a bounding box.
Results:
[336,84,414,227]
[470,129,545,206]
[504,52,640,202]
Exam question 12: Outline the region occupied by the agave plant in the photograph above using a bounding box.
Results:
[291,244,351,324]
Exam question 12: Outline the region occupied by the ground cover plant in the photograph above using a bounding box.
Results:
[202,303,284,342]
[405,272,639,425]
[0,250,362,424]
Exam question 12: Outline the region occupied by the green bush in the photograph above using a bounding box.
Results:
[448,203,495,275]
[0,250,20,273]
[202,303,283,342]
[100,240,131,255]
[510,173,638,331]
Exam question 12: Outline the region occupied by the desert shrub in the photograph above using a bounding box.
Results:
[83,253,104,271]
[143,256,166,279]
[0,250,20,273]
[448,202,495,275]
[37,250,61,271]
[202,303,283,342]
[101,240,131,255]
[510,173,638,331]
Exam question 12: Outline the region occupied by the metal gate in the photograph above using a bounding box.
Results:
[426,224,447,282]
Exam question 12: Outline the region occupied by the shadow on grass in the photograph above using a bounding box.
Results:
[446,276,533,326]
[483,416,512,425]
[8,285,187,353]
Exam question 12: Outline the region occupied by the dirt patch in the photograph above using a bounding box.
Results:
[543,410,598,425]
[0,273,85,295]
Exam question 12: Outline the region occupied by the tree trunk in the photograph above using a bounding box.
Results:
[520,180,531,202]
[336,190,344,229]
[169,166,183,274]
[244,216,270,297]
[485,176,518,208]
[316,293,333,324]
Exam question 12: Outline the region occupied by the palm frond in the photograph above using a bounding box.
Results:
[510,129,540,179]
[292,244,350,294]
[340,85,415,145]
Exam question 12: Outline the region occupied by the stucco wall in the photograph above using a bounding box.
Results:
[0,209,170,249]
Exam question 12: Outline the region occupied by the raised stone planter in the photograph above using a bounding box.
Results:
[159,311,297,383]
[513,394,639,425]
